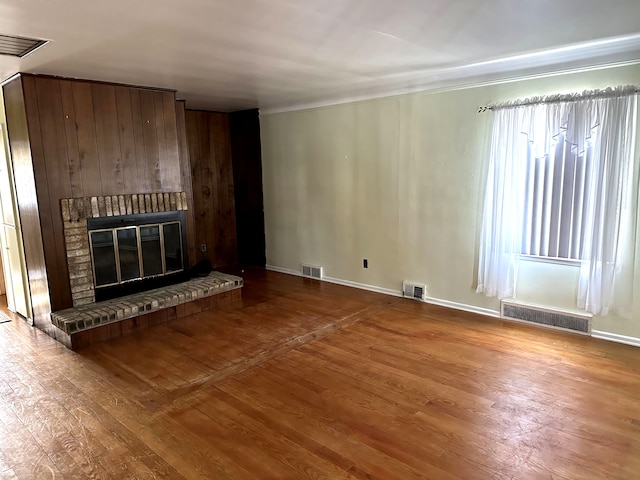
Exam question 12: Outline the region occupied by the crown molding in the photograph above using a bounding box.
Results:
[261,34,640,115]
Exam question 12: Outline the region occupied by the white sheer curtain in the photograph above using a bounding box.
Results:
[477,86,638,316]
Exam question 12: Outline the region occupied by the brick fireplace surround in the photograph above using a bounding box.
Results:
[52,191,243,349]
[61,191,190,306]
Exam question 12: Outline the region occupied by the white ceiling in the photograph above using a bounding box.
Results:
[2,0,640,112]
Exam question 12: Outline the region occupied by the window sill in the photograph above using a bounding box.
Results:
[516,254,583,267]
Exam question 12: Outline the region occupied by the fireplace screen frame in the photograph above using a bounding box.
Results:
[87,211,189,301]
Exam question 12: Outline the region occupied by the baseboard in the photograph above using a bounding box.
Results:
[591,330,640,348]
[266,265,300,276]
[424,296,500,318]
[270,265,639,347]
[265,265,499,318]
[321,275,403,298]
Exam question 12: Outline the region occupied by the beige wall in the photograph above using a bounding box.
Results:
[261,63,640,340]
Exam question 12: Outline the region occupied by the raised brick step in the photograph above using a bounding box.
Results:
[51,271,243,349]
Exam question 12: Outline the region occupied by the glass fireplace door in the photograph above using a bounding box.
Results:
[140,225,163,277]
[89,215,185,289]
[90,230,118,286]
[116,227,141,282]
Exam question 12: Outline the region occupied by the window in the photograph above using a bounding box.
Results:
[476,86,638,315]
[520,133,594,261]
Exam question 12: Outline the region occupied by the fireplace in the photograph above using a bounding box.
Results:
[61,191,190,306]
[88,211,189,302]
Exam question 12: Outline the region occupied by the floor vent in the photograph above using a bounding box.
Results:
[501,300,591,334]
[301,263,322,280]
[402,281,427,301]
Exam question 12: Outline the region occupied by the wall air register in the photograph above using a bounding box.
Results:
[88,211,189,301]
[501,300,591,334]
[301,263,323,279]
[403,281,427,301]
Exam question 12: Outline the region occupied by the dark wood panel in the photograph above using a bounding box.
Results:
[59,80,83,197]
[92,84,123,194]
[185,111,206,263]
[153,92,169,192]
[2,77,52,331]
[114,86,137,194]
[200,113,216,265]
[230,109,266,267]
[176,100,197,266]
[160,92,181,192]
[185,110,238,269]
[128,88,150,192]
[72,81,102,197]
[139,90,161,191]
[32,77,73,311]
[212,114,237,266]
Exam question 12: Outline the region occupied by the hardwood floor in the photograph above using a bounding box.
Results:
[1,270,640,479]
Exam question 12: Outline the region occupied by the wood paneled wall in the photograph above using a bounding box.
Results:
[2,78,50,331]
[175,100,197,267]
[3,74,193,313]
[3,74,265,330]
[230,109,266,267]
[185,110,238,269]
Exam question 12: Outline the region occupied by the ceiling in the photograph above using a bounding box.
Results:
[2,0,640,112]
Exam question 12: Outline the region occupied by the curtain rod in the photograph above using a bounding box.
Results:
[477,85,640,113]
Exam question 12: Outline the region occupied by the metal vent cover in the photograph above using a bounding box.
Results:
[301,263,322,279]
[0,34,47,58]
[402,280,427,301]
[501,301,591,334]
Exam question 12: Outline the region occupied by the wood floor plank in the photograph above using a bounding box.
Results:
[187,391,361,480]
[1,268,640,478]
[217,377,437,480]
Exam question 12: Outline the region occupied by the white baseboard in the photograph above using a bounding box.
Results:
[323,275,500,319]
[265,265,499,318]
[321,275,403,298]
[266,265,300,276]
[591,330,640,348]
[266,265,639,347]
[423,296,500,318]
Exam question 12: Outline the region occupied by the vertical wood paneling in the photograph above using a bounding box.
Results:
[20,76,58,317]
[185,111,206,262]
[153,92,169,190]
[201,114,216,264]
[92,84,123,194]
[212,114,236,265]
[115,86,137,194]
[33,77,73,310]
[7,74,190,316]
[230,109,266,267]
[2,77,51,331]
[176,100,197,266]
[185,110,238,268]
[59,80,83,197]
[161,92,181,192]
[139,90,160,190]
[72,82,102,197]
[129,89,150,192]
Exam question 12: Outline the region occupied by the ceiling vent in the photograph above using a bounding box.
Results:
[0,34,47,58]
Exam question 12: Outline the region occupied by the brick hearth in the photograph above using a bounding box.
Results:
[51,271,242,349]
